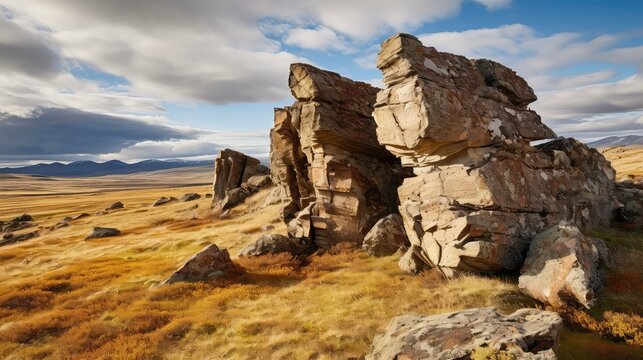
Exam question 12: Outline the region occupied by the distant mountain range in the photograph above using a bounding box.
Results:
[587,135,643,148]
[0,159,213,177]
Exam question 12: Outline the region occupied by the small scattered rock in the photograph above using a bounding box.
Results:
[205,193,212,198]
[398,245,427,275]
[53,219,70,230]
[106,201,124,210]
[367,307,562,360]
[238,234,315,257]
[261,224,275,231]
[362,214,408,257]
[0,231,39,247]
[85,227,121,240]
[13,214,33,222]
[152,197,177,207]
[181,193,201,202]
[163,243,244,284]
[95,211,107,216]
[72,213,90,220]
[519,221,604,308]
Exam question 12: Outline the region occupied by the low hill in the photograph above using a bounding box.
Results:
[0,159,213,177]
[588,135,643,148]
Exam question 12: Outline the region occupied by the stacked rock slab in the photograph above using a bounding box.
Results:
[212,148,269,210]
[271,63,407,249]
[373,34,618,274]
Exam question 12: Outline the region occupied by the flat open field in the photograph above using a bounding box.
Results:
[0,165,641,359]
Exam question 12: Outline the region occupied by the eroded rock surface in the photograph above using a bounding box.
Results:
[163,244,244,284]
[519,222,605,308]
[367,307,562,360]
[212,149,270,211]
[238,234,315,257]
[270,63,407,249]
[362,214,408,257]
[372,33,618,274]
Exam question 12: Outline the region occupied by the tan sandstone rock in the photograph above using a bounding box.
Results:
[372,34,618,274]
[163,243,244,284]
[519,222,606,308]
[212,148,270,211]
[270,63,408,249]
[367,307,562,360]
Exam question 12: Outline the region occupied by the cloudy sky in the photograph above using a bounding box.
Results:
[0,0,642,166]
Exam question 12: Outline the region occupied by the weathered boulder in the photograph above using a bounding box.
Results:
[163,243,244,284]
[85,227,121,240]
[362,214,408,257]
[152,196,176,207]
[106,201,124,210]
[0,231,39,247]
[238,234,315,257]
[519,222,605,308]
[398,245,428,275]
[613,182,643,229]
[367,307,562,360]
[372,33,618,274]
[212,148,269,210]
[270,63,408,249]
[180,193,201,202]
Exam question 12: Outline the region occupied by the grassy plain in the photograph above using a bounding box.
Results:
[0,163,640,359]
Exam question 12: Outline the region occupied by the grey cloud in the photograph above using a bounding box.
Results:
[0,108,200,156]
[0,15,62,77]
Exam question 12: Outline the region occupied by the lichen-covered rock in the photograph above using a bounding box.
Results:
[212,148,269,211]
[85,227,121,240]
[519,222,604,308]
[238,234,315,257]
[270,63,408,249]
[372,33,618,275]
[367,307,562,360]
[362,214,408,257]
[163,243,244,284]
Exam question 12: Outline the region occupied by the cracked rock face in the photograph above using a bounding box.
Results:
[270,63,408,249]
[367,307,562,360]
[212,148,270,211]
[519,222,605,308]
[372,33,618,274]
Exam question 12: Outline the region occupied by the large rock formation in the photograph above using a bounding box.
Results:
[270,63,408,249]
[212,148,270,211]
[372,34,618,275]
[367,307,562,360]
[519,222,606,308]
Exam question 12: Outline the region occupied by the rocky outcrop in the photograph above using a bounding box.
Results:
[163,243,244,284]
[0,231,39,247]
[270,63,407,249]
[212,149,269,211]
[372,33,618,275]
[362,214,408,257]
[519,222,606,308]
[85,227,121,240]
[613,182,643,229]
[238,234,315,257]
[367,307,562,360]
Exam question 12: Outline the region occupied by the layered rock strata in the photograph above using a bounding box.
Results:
[270,63,407,249]
[373,34,618,274]
[212,149,270,211]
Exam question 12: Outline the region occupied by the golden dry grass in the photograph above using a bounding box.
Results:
[599,145,643,182]
[0,168,641,359]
